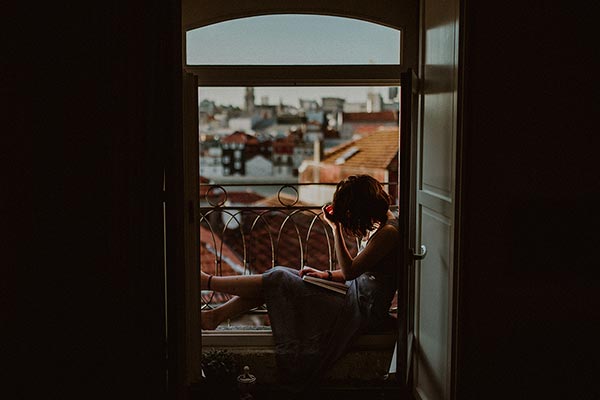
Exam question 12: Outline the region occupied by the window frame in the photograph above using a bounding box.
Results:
[186,65,404,87]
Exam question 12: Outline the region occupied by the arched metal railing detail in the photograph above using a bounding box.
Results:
[304,210,334,271]
[205,184,228,207]
[274,209,305,269]
[198,209,220,308]
[219,209,247,273]
[247,210,276,270]
[277,184,299,207]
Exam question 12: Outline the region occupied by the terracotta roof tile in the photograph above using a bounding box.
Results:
[226,191,265,204]
[353,125,392,135]
[322,129,399,170]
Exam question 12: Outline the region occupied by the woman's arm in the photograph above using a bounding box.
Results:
[299,266,346,282]
[331,223,354,279]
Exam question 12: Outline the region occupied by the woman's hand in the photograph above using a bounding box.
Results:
[321,204,339,231]
[299,266,330,280]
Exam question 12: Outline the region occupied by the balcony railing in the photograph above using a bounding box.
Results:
[199,181,398,329]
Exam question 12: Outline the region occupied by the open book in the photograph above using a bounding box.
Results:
[302,275,349,295]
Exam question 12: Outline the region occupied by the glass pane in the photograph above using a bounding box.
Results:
[187,14,400,65]
[199,86,400,330]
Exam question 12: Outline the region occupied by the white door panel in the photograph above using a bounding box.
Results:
[413,0,459,398]
[415,205,452,400]
[422,92,454,196]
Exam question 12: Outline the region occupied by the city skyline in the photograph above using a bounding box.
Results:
[199,86,397,109]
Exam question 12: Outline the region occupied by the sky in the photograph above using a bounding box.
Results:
[186,14,400,107]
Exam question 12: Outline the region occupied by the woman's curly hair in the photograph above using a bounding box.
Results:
[331,175,391,237]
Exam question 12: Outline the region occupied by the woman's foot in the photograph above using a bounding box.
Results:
[201,271,212,290]
[201,309,219,330]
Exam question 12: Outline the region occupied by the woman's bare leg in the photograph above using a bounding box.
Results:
[201,270,263,298]
[201,296,264,330]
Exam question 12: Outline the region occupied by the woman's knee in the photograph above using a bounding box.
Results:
[264,265,296,284]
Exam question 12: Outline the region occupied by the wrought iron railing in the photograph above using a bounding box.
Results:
[199,182,398,328]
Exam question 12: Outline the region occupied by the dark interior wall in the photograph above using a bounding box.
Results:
[457,2,599,398]
[15,1,179,398]
[12,0,599,398]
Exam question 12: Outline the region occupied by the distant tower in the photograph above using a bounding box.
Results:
[245,87,255,114]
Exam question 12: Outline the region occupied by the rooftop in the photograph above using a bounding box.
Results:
[322,129,399,170]
[221,130,260,145]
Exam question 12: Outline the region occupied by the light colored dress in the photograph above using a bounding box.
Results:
[262,218,400,394]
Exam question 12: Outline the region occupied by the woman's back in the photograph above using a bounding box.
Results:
[351,217,400,332]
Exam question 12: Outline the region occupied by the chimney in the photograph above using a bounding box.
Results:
[313,139,324,163]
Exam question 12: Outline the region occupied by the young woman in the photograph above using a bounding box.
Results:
[200,174,400,394]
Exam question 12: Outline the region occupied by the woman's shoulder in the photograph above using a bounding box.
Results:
[367,219,400,246]
[380,223,400,241]
[375,219,400,244]
[384,215,400,230]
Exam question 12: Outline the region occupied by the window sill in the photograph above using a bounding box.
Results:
[202,329,396,350]
[201,330,397,384]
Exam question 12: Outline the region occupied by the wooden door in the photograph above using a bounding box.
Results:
[413,0,460,399]
[182,72,202,385]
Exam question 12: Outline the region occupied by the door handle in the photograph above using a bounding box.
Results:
[412,245,427,261]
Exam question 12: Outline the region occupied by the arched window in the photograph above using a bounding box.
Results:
[186,13,410,86]
[186,14,400,65]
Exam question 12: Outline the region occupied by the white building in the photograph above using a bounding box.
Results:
[199,146,223,178]
[293,142,314,169]
[228,117,253,132]
[343,102,368,113]
[245,154,273,177]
